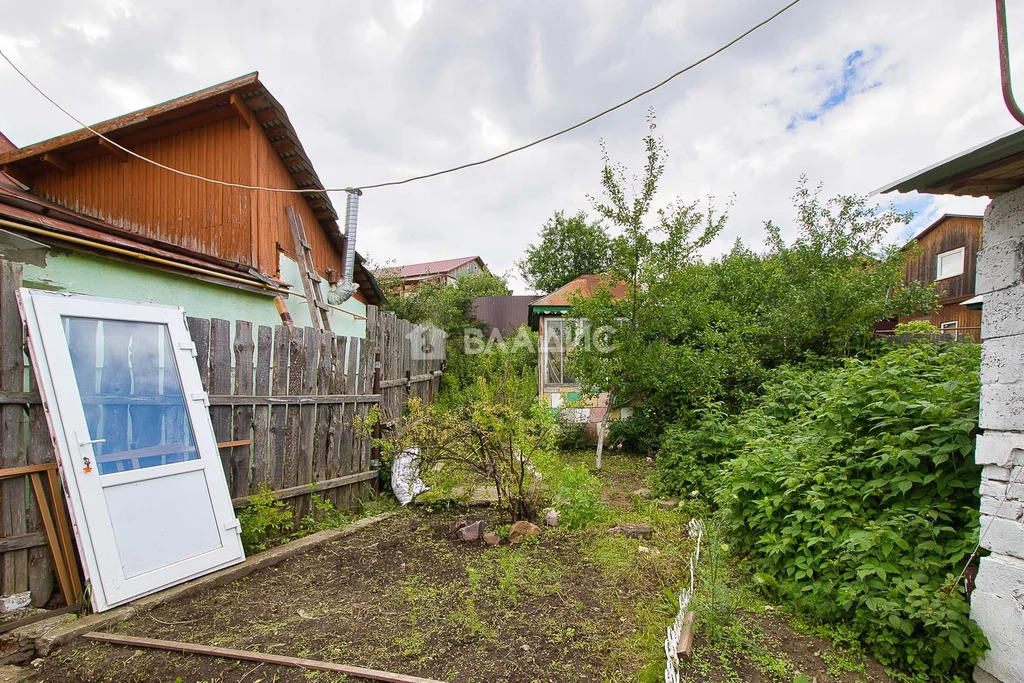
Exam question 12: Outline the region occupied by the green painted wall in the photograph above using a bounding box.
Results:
[22,250,367,338]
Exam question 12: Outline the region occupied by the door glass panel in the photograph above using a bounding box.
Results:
[61,317,198,474]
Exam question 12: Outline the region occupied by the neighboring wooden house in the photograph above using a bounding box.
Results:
[899,213,983,340]
[378,256,487,296]
[0,73,384,337]
[529,274,628,442]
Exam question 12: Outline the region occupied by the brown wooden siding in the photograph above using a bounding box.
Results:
[26,115,345,281]
[249,130,344,281]
[902,215,983,302]
[30,117,254,266]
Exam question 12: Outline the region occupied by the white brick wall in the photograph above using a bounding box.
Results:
[974,186,1024,683]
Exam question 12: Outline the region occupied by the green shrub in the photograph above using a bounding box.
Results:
[718,342,986,677]
[238,487,293,554]
[551,463,607,530]
[607,408,663,454]
[554,420,587,451]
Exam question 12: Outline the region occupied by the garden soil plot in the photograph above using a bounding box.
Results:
[28,453,900,682]
[28,503,693,682]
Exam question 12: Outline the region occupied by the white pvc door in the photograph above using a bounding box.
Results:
[19,290,244,612]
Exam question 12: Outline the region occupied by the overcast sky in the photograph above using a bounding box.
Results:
[1,0,1021,293]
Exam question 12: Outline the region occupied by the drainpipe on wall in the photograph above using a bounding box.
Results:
[328,189,362,305]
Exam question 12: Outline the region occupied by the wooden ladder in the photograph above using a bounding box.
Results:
[285,206,332,333]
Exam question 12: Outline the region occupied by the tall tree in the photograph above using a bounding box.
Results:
[518,211,611,293]
[570,112,725,467]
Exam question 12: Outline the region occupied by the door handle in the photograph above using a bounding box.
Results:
[79,437,106,447]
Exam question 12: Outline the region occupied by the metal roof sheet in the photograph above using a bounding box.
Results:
[876,127,1024,197]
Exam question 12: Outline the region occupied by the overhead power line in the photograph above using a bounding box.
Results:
[0,0,801,194]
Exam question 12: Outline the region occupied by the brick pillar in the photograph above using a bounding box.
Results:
[971,185,1024,683]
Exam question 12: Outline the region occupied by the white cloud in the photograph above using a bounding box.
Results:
[0,0,1018,293]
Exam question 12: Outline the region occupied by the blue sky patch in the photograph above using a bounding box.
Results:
[788,47,884,130]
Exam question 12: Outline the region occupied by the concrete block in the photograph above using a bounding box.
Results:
[980,382,1024,431]
[981,478,1008,500]
[984,464,1013,482]
[984,186,1024,246]
[976,431,1024,466]
[976,238,1024,295]
[980,494,1023,520]
[979,515,1024,559]
[972,553,1024,683]
[973,667,1001,683]
[981,286,1024,340]
[975,553,1024,598]
[982,337,1024,386]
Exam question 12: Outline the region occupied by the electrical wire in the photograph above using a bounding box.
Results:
[0,0,801,193]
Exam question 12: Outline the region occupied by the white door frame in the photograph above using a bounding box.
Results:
[18,289,244,611]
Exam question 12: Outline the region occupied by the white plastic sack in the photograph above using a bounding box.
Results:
[392,447,429,506]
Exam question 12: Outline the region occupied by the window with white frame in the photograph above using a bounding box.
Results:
[543,318,579,386]
[936,247,965,280]
[940,320,957,339]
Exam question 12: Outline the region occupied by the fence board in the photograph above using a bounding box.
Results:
[232,321,254,499]
[209,319,233,492]
[252,325,272,490]
[284,327,305,490]
[312,332,332,482]
[269,325,290,490]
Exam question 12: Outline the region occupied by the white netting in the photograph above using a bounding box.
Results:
[663,517,705,682]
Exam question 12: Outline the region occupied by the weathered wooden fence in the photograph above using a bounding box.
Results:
[0,260,445,607]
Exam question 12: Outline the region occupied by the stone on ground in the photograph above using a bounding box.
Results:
[508,520,541,545]
[606,522,654,539]
[456,521,484,542]
[543,508,560,527]
[448,519,468,538]
[483,531,501,546]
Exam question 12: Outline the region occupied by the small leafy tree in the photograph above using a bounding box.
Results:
[567,111,726,465]
[518,210,612,293]
[376,354,552,521]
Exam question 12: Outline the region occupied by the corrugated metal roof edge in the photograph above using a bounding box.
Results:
[874,127,1024,195]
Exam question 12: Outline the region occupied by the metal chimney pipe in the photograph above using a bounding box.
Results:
[343,188,361,283]
[329,188,362,304]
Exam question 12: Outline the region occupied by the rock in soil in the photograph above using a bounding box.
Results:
[543,508,560,527]
[631,487,652,497]
[606,522,654,539]
[456,521,484,542]
[448,519,468,538]
[508,520,541,545]
[483,531,501,546]
[656,499,678,510]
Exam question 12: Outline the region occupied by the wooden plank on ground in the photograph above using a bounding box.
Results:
[232,321,254,499]
[81,632,445,683]
[208,319,233,492]
[252,325,272,490]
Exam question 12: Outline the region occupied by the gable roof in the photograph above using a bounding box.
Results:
[530,274,627,308]
[903,213,983,247]
[0,72,341,239]
[382,256,485,280]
